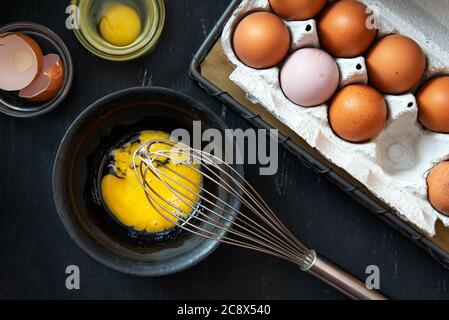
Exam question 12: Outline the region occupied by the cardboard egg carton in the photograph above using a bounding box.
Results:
[221,0,449,235]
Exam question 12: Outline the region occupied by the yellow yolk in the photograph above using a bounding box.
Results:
[99,4,142,46]
[101,131,202,233]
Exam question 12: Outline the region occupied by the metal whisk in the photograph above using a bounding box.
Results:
[133,140,387,300]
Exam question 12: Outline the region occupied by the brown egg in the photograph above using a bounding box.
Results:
[366,35,426,94]
[318,0,377,58]
[269,0,327,21]
[233,12,290,69]
[329,84,388,142]
[417,76,449,133]
[427,162,449,216]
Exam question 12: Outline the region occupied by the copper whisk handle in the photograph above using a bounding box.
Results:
[305,253,388,300]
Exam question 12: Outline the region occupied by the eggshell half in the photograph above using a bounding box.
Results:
[19,54,65,102]
[427,161,449,216]
[0,33,43,91]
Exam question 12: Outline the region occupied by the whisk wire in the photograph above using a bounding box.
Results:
[165,145,307,252]
[138,159,305,264]
[190,147,311,253]
[142,149,306,259]
[133,141,311,265]
[136,150,307,264]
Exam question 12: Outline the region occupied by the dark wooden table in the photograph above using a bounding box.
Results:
[0,0,448,300]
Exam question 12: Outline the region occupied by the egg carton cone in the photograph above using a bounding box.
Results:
[221,0,449,235]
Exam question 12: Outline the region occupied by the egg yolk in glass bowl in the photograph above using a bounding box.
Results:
[99,4,142,46]
[101,130,202,233]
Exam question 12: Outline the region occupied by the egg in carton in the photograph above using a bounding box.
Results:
[221,0,449,236]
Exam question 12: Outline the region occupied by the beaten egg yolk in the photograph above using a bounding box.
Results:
[101,131,202,233]
[99,4,142,46]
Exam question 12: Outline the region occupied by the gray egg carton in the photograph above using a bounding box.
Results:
[221,0,449,235]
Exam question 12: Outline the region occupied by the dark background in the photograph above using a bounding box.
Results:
[0,0,448,300]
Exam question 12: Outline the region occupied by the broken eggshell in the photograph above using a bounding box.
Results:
[0,32,43,91]
[0,22,73,118]
[19,54,64,102]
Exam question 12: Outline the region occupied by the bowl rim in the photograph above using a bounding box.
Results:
[0,21,74,118]
[53,86,243,276]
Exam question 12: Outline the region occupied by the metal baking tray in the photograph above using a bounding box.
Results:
[189,0,449,268]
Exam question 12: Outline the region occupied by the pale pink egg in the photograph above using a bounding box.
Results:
[280,48,339,107]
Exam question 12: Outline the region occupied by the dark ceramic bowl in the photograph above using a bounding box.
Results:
[53,87,242,276]
[0,22,73,118]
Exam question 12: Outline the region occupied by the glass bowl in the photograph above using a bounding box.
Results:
[0,22,74,118]
[71,0,165,61]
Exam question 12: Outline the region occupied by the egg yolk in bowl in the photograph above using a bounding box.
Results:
[99,4,142,46]
[101,131,202,233]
